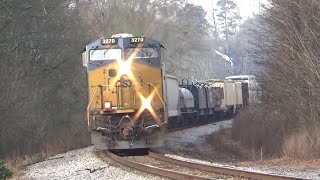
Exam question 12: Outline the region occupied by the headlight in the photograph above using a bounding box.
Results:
[104,101,112,110]
[141,98,151,109]
[119,60,131,75]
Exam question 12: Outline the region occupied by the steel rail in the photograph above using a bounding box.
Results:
[149,152,309,180]
[106,151,216,180]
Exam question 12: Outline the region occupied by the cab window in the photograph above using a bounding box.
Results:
[89,49,121,61]
[125,47,159,59]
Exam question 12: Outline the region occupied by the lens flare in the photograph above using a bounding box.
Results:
[132,89,163,128]
[107,41,164,127]
[119,60,131,76]
[141,98,151,109]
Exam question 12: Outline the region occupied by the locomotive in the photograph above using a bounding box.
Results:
[82,34,253,150]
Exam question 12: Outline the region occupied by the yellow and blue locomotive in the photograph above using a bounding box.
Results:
[82,34,173,150]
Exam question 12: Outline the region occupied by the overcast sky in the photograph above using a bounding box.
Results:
[189,0,264,22]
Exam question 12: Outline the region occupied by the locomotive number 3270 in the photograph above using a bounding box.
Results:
[101,38,118,45]
[130,37,144,43]
[102,38,115,44]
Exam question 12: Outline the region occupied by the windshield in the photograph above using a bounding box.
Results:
[229,78,249,80]
[90,49,121,61]
[126,47,159,59]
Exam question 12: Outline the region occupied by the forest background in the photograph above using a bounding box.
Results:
[1,0,319,163]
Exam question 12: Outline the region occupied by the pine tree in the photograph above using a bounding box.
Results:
[216,0,241,54]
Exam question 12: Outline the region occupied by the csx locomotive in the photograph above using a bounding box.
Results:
[82,34,255,150]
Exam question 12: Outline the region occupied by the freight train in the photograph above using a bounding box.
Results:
[82,34,256,150]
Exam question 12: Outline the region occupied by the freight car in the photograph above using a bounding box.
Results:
[82,34,249,150]
[225,75,260,104]
[172,79,246,129]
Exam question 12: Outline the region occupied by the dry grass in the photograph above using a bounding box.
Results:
[206,126,251,161]
[232,105,320,160]
[282,128,320,159]
[5,146,59,179]
[5,135,90,179]
[6,155,39,179]
[232,105,290,157]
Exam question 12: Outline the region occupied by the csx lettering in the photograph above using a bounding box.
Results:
[116,78,132,88]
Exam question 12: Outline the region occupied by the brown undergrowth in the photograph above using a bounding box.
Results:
[282,128,320,159]
[205,126,252,161]
[232,106,320,160]
[206,106,320,163]
[5,135,90,179]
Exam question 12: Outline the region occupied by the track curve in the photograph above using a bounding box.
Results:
[104,150,310,180]
[106,151,215,179]
[148,152,309,180]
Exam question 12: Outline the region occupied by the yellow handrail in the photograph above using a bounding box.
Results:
[149,83,167,124]
[86,85,100,131]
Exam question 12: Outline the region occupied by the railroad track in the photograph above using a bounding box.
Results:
[167,118,231,133]
[105,151,308,180]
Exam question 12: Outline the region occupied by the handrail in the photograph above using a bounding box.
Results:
[90,83,144,88]
[149,83,167,124]
[181,78,189,86]
[86,85,101,131]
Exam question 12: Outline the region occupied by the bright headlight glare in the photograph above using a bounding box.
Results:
[119,60,131,75]
[141,98,151,109]
[104,101,112,110]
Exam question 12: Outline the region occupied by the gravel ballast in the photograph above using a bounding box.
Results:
[23,147,166,180]
[23,121,231,179]
[23,119,320,179]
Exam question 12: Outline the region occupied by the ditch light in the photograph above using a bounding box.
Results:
[104,101,112,110]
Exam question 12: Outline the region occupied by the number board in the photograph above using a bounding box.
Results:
[129,37,144,44]
[101,38,118,45]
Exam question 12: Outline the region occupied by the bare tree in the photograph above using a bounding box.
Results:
[233,0,320,158]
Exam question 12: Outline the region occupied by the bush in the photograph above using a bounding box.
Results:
[232,106,284,156]
[206,127,250,160]
[233,105,320,159]
[0,160,12,180]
